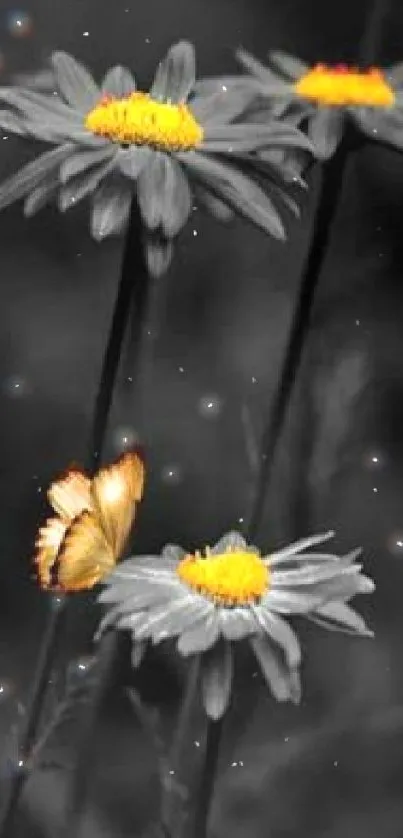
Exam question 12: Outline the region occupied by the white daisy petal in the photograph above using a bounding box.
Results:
[60,146,116,183]
[308,108,344,159]
[194,184,235,221]
[117,146,152,179]
[218,607,258,641]
[160,156,192,237]
[0,109,25,134]
[136,152,165,229]
[151,599,214,644]
[91,180,132,240]
[262,587,325,614]
[211,531,248,554]
[144,233,174,277]
[270,553,361,587]
[269,51,308,81]
[0,87,81,122]
[190,87,254,125]
[0,143,73,213]
[150,40,196,104]
[177,611,220,655]
[131,641,146,668]
[308,601,374,637]
[266,531,335,565]
[108,556,176,579]
[51,51,100,112]
[249,635,296,702]
[95,608,147,640]
[253,606,301,668]
[201,639,233,720]
[58,158,115,211]
[101,66,136,97]
[236,48,282,86]
[203,122,313,153]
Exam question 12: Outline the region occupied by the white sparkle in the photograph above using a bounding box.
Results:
[355,319,360,326]
[373,487,378,493]
[194,740,200,747]
[222,85,227,92]
[193,229,198,236]
[238,517,244,523]
[2,135,8,140]
[178,367,185,373]
[333,760,338,767]
[18,760,24,767]
[83,31,89,37]
[145,37,151,43]
[0,686,3,694]
[284,736,289,742]
[169,769,175,775]
[251,376,257,384]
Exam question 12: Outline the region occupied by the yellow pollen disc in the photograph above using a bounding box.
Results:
[176,546,270,606]
[293,64,395,107]
[85,91,204,150]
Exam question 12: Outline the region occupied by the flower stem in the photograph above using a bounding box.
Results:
[60,202,150,837]
[245,0,391,543]
[193,717,224,838]
[0,595,67,836]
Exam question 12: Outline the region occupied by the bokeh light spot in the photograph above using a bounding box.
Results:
[6,11,33,38]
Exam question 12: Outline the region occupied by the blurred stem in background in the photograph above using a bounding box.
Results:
[194,3,392,838]
[0,201,150,837]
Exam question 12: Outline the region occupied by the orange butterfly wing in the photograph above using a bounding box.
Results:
[90,451,145,558]
[54,511,115,591]
[34,516,69,589]
[48,467,93,521]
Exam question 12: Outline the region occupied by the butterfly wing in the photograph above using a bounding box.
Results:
[55,511,115,591]
[34,516,69,589]
[90,451,145,557]
[48,467,93,521]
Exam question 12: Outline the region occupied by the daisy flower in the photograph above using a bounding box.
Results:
[196,48,403,160]
[97,530,374,720]
[34,451,144,591]
[0,42,314,276]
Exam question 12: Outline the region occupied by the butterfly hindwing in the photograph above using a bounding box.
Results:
[90,451,145,557]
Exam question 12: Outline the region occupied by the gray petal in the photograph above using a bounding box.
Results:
[117,146,152,179]
[386,61,403,84]
[236,49,281,85]
[178,150,285,239]
[161,544,185,561]
[0,87,81,122]
[218,607,258,641]
[136,152,165,229]
[160,156,192,237]
[212,531,248,554]
[249,635,297,702]
[109,555,176,578]
[262,587,326,614]
[133,594,208,641]
[353,107,403,151]
[194,184,235,221]
[0,143,73,213]
[24,178,59,216]
[308,108,344,160]
[58,158,115,211]
[253,606,301,667]
[51,51,100,112]
[101,66,136,98]
[150,599,214,644]
[131,640,146,668]
[308,601,374,637]
[203,121,314,153]
[177,611,220,655]
[60,146,116,183]
[190,86,256,125]
[95,607,146,640]
[201,639,233,720]
[269,51,308,81]
[271,553,362,586]
[266,531,336,565]
[0,109,25,135]
[91,180,132,240]
[150,41,196,104]
[144,233,174,278]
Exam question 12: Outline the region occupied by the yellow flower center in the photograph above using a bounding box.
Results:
[294,64,395,107]
[85,91,204,150]
[177,546,269,606]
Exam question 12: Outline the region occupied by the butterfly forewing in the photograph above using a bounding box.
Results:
[34,516,69,588]
[90,451,145,557]
[48,468,93,521]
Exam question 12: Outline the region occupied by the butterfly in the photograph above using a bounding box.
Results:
[34,451,145,592]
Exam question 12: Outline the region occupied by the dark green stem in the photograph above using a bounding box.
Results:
[193,718,224,838]
[0,596,67,836]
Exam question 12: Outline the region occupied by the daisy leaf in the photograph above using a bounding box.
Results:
[150,41,196,104]
[51,51,100,112]
[201,639,233,720]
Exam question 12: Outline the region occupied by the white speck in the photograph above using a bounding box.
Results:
[193,229,198,236]
[284,736,289,742]
[78,663,86,671]
[373,487,378,493]
[372,128,378,134]
[83,31,89,37]
[238,517,244,523]
[2,135,8,140]
[198,394,223,418]
[76,252,82,258]
[333,760,338,767]
[355,319,360,326]
[37,486,42,493]
[178,367,185,373]
[18,760,24,768]
[251,376,257,383]
[127,376,133,383]
[169,769,175,775]
[252,671,258,678]
[222,85,227,92]
[372,456,378,463]
[194,740,200,747]
[145,37,151,44]
[0,686,3,694]
[397,540,403,548]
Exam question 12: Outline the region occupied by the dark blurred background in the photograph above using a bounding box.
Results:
[1,0,403,835]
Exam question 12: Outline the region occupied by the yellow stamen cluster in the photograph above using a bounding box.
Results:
[85,91,204,150]
[177,546,269,606]
[294,64,395,107]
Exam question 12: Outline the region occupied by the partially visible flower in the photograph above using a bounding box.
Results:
[34,450,144,591]
[196,49,403,160]
[0,42,314,276]
[98,530,374,720]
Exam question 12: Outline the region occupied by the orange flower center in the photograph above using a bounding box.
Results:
[85,91,204,150]
[294,64,395,107]
[176,546,270,606]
